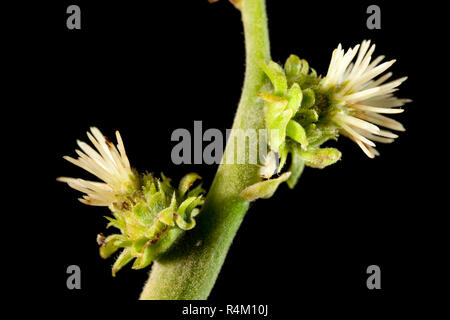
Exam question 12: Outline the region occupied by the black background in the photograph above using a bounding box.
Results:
[8,0,448,311]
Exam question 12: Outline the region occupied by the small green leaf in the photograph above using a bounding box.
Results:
[148,192,166,216]
[260,93,288,122]
[277,142,288,173]
[175,215,196,230]
[297,109,319,127]
[240,172,291,202]
[300,88,315,109]
[133,227,184,270]
[177,197,197,217]
[143,180,157,203]
[286,83,303,114]
[178,173,201,197]
[307,125,338,148]
[160,172,172,184]
[112,248,133,277]
[266,100,289,123]
[267,109,293,152]
[104,216,125,231]
[300,59,309,75]
[186,196,204,214]
[190,208,200,218]
[260,60,288,95]
[285,54,302,79]
[176,196,201,230]
[98,234,123,259]
[157,179,173,201]
[142,174,156,199]
[299,147,341,169]
[133,198,152,224]
[286,120,308,150]
[287,150,305,189]
[159,207,176,226]
[131,237,149,256]
[169,191,177,209]
[132,244,153,270]
[187,184,205,198]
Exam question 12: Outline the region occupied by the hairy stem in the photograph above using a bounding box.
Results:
[140,0,270,300]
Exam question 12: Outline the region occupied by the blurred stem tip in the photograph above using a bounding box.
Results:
[208,0,242,10]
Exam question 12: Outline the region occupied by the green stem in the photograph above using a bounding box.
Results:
[139,0,271,300]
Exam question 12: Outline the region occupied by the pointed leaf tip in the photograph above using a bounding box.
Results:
[240,172,291,202]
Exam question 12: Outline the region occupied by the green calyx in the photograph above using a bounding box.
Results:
[259,55,343,188]
[98,172,205,276]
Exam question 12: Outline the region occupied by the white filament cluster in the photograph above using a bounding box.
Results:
[321,40,410,158]
[58,127,134,206]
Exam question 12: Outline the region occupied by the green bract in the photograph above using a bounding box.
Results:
[240,172,291,201]
[259,55,342,188]
[98,172,205,276]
